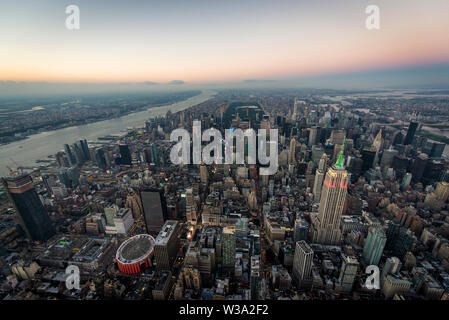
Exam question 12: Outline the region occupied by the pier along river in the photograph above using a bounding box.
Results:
[0,90,215,176]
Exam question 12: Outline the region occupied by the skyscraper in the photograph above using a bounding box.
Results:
[372,129,383,151]
[64,144,75,165]
[380,147,398,169]
[381,256,402,287]
[55,151,69,167]
[313,153,328,202]
[68,166,80,187]
[338,255,359,292]
[372,129,383,166]
[2,174,55,242]
[329,129,346,162]
[73,141,86,162]
[185,188,198,225]
[288,138,296,165]
[429,142,445,159]
[119,144,132,166]
[361,148,376,173]
[222,226,236,270]
[154,220,180,270]
[151,143,159,166]
[386,219,401,250]
[362,227,387,266]
[404,122,418,145]
[292,240,313,287]
[308,126,319,147]
[312,150,349,245]
[411,153,428,183]
[393,229,416,259]
[125,191,144,220]
[435,182,449,202]
[140,188,168,235]
[250,255,261,299]
[94,147,107,170]
[79,139,90,161]
[247,190,258,211]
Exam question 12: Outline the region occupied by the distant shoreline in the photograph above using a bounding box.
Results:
[0,91,201,146]
[0,90,216,177]
[0,103,163,146]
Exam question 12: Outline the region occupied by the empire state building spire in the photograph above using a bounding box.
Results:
[335,137,346,169]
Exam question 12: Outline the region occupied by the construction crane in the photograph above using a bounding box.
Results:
[6,166,16,176]
[9,158,23,175]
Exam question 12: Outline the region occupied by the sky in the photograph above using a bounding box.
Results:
[1,0,449,94]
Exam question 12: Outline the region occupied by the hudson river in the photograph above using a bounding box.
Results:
[0,90,215,176]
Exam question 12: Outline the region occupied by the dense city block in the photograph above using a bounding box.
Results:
[1,89,449,301]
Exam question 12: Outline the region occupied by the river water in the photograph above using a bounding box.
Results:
[0,90,215,176]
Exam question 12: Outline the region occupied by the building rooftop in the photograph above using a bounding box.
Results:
[155,220,178,245]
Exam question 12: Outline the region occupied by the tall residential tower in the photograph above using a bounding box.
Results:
[362,227,387,266]
[292,240,314,287]
[2,174,55,242]
[313,153,328,202]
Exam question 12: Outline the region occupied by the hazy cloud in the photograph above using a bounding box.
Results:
[243,79,276,83]
[168,80,185,85]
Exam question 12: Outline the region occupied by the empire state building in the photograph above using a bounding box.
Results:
[311,150,349,245]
